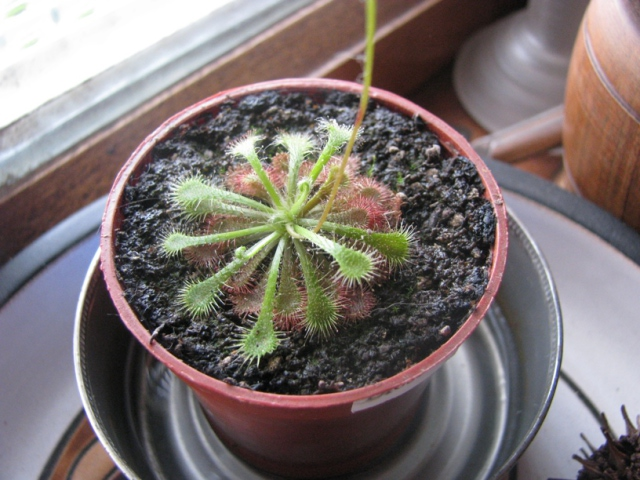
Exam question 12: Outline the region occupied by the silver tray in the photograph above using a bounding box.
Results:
[74,212,562,479]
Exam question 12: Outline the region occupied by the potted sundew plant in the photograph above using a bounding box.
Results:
[161,119,413,363]
[100,1,508,477]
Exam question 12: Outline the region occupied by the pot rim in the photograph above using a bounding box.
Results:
[100,78,508,408]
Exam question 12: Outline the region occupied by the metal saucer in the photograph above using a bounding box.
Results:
[74,212,561,479]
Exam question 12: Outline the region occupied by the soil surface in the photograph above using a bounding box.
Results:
[115,89,496,394]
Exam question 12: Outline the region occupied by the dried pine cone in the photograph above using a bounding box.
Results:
[574,406,640,479]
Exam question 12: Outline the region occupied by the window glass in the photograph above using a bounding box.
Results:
[1,0,234,129]
[0,0,312,187]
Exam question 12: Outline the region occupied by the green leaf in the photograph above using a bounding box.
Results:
[163,225,275,257]
[294,240,339,337]
[172,176,274,218]
[228,133,263,160]
[227,238,278,292]
[277,132,314,201]
[308,120,354,184]
[304,220,413,266]
[238,317,279,365]
[238,237,286,362]
[180,275,226,317]
[293,225,376,285]
[229,134,284,208]
[359,230,412,265]
[273,238,304,320]
[180,232,281,317]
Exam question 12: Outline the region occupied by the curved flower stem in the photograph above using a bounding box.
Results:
[314,0,376,232]
[299,177,334,217]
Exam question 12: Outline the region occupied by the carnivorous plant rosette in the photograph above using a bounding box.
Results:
[162,120,413,363]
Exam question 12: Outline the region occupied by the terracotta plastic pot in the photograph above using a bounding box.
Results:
[100,78,508,478]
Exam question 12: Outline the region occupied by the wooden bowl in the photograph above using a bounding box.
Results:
[562,0,640,232]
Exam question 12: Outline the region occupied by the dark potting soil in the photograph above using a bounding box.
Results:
[115,89,496,395]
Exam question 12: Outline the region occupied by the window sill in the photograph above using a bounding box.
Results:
[0,0,522,265]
